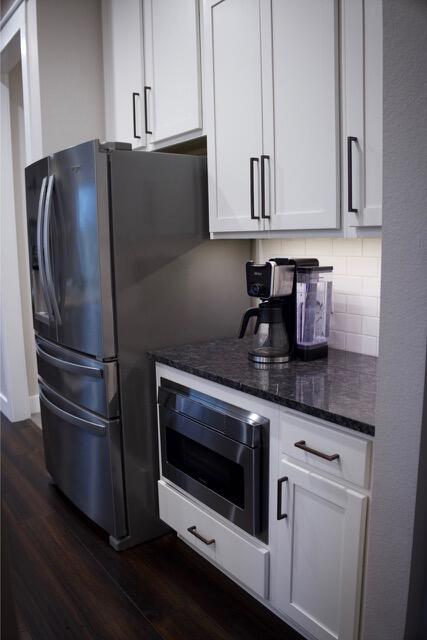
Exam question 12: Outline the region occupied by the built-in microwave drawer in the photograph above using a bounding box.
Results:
[158,480,269,599]
[280,409,372,488]
[36,337,119,418]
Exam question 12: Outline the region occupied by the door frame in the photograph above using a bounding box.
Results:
[1,1,43,421]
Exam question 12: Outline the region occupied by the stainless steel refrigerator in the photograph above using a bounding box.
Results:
[25,139,250,550]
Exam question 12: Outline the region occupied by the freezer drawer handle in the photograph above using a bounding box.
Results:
[39,388,106,435]
[187,526,215,546]
[36,343,103,378]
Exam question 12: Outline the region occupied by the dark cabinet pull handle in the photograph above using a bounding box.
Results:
[277,476,288,520]
[144,86,152,135]
[187,525,215,546]
[250,157,259,220]
[294,440,340,462]
[347,136,358,212]
[132,93,141,139]
[260,155,270,218]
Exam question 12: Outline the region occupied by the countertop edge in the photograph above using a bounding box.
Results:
[151,354,376,438]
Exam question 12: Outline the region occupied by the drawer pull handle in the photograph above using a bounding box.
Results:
[187,525,215,546]
[294,440,340,462]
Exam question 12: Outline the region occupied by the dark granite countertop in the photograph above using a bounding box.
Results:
[150,338,377,436]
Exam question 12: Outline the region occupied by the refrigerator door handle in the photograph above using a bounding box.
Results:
[39,387,107,435]
[43,175,62,324]
[36,342,104,378]
[36,177,54,319]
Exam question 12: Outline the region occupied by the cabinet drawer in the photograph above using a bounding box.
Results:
[158,481,269,598]
[280,410,371,488]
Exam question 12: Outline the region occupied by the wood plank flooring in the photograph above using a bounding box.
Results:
[1,415,302,640]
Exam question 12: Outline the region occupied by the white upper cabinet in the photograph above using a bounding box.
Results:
[102,0,146,148]
[272,459,368,640]
[143,0,203,147]
[263,0,340,231]
[204,0,340,235]
[204,0,267,233]
[203,0,383,236]
[342,0,383,227]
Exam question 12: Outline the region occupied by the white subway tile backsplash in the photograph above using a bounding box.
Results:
[363,238,382,257]
[346,257,381,277]
[261,239,282,257]
[319,256,347,275]
[329,330,347,350]
[332,313,362,334]
[362,277,381,296]
[333,238,363,256]
[346,333,379,357]
[281,238,307,255]
[333,293,347,313]
[333,275,363,295]
[306,238,333,256]
[362,316,380,337]
[255,237,382,356]
[347,295,379,317]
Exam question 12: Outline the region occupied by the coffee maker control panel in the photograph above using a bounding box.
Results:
[246,260,294,299]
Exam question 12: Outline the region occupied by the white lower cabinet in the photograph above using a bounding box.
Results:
[158,480,270,599]
[155,364,370,640]
[272,459,368,640]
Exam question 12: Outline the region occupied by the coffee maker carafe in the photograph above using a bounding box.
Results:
[239,258,333,364]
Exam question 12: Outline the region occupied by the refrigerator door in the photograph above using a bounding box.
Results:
[46,140,115,358]
[36,337,119,418]
[25,157,58,341]
[39,380,127,538]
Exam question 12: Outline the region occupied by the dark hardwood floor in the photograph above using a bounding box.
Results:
[1,415,302,640]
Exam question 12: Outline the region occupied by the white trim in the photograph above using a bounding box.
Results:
[0,0,24,31]
[29,394,40,415]
[0,393,8,413]
[1,1,42,423]
[1,73,30,422]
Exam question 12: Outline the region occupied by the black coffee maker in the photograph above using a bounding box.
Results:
[239,258,332,364]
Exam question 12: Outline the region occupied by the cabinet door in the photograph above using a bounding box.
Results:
[273,459,367,640]
[143,0,202,146]
[204,0,266,233]
[102,0,146,148]
[263,0,340,231]
[342,0,382,227]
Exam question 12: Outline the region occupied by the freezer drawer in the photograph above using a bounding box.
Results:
[39,381,127,538]
[36,337,119,418]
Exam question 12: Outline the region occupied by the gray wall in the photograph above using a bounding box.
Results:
[36,0,105,156]
[361,1,427,639]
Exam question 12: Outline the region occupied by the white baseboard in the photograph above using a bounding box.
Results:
[29,393,40,414]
